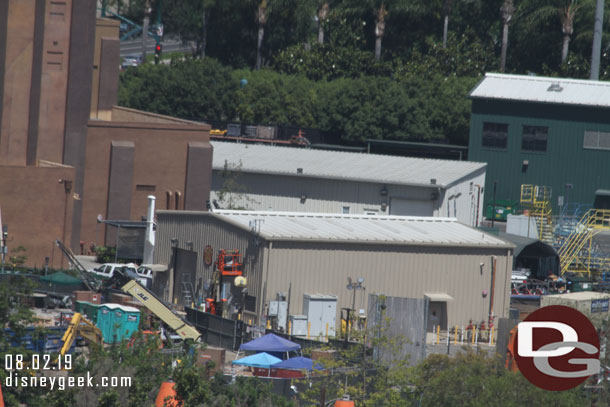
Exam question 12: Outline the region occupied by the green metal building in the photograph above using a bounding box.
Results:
[468,73,610,214]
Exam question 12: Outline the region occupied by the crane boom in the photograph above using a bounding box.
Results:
[54,240,101,291]
[54,240,201,342]
[119,279,201,341]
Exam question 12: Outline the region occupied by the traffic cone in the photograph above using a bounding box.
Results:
[155,381,178,407]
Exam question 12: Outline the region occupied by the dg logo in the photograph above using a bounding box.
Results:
[512,305,600,391]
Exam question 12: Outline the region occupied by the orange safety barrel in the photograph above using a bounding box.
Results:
[335,400,355,407]
[155,381,178,407]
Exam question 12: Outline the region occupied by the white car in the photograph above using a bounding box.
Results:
[91,263,137,280]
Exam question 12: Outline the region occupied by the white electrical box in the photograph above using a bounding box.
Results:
[303,294,337,338]
[269,301,288,331]
[269,301,279,316]
[290,315,308,336]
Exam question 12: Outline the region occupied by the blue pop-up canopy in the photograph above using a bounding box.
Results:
[272,356,324,371]
[239,333,301,353]
[232,352,282,368]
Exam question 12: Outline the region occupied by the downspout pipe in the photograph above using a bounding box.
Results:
[489,255,497,326]
[143,195,156,264]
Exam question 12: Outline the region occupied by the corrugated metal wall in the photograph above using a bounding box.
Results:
[469,99,610,210]
[154,211,265,313]
[265,241,512,329]
[368,294,428,366]
[211,171,431,213]
[211,171,482,225]
[155,212,513,331]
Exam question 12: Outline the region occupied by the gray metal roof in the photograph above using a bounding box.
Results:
[212,210,513,248]
[211,141,485,188]
[469,73,610,108]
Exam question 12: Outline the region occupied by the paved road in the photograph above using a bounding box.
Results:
[120,37,192,58]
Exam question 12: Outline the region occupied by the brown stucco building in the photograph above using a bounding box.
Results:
[0,0,212,268]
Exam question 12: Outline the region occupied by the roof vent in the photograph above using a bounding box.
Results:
[430,178,436,185]
[297,168,303,174]
[547,82,563,92]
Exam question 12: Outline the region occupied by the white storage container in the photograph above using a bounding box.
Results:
[303,294,337,338]
[290,315,308,336]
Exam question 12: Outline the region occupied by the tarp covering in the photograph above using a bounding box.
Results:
[239,333,301,352]
[232,352,282,368]
[272,357,323,371]
[39,272,82,285]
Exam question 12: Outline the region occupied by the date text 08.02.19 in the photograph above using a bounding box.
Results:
[4,354,72,371]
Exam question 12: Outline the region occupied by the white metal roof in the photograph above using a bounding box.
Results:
[213,210,513,248]
[469,73,610,108]
[100,303,140,312]
[211,141,485,188]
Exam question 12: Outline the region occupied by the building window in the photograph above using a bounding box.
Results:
[584,130,610,150]
[482,122,508,149]
[522,125,548,152]
[342,206,350,214]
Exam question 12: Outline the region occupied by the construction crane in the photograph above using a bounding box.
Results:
[55,240,201,342]
[55,240,102,292]
[59,312,102,356]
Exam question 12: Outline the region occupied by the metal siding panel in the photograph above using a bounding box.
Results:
[470,99,610,210]
[154,212,266,312]
[265,242,511,330]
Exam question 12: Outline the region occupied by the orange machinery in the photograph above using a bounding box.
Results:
[505,326,519,372]
[205,250,244,317]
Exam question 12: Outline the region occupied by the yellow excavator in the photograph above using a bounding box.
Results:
[59,312,103,356]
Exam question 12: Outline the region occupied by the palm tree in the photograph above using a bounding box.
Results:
[365,0,424,61]
[559,1,581,63]
[442,0,455,48]
[256,0,269,69]
[500,0,515,72]
[374,2,389,60]
[318,1,330,44]
[523,0,591,65]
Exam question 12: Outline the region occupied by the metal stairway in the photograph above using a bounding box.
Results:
[520,185,554,243]
[557,209,610,275]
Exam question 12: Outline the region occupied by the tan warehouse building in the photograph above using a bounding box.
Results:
[154,210,514,332]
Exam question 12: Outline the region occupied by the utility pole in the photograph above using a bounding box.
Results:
[590,0,605,80]
[346,277,365,342]
[141,0,151,62]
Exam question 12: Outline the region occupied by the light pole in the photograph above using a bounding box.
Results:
[346,277,365,342]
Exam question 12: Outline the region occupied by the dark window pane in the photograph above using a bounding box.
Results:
[482,122,508,149]
[522,125,548,152]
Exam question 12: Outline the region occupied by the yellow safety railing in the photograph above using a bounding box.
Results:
[558,209,610,275]
[520,185,553,243]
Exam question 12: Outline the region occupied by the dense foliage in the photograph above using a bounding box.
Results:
[118,0,610,145]
[120,59,475,145]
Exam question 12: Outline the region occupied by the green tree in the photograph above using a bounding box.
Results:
[521,0,592,65]
[0,276,43,406]
[500,0,516,72]
[164,0,228,59]
[118,58,239,121]
[9,245,28,268]
[410,351,587,407]
[216,160,259,209]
